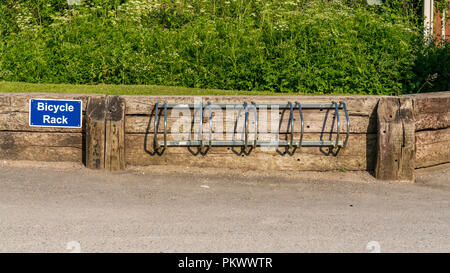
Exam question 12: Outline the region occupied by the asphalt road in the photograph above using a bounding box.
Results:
[0,160,449,253]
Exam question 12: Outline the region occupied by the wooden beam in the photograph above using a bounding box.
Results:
[411,93,450,130]
[121,95,380,116]
[125,133,377,171]
[415,127,450,168]
[124,111,375,134]
[0,131,82,162]
[105,96,125,171]
[85,96,106,169]
[375,97,415,181]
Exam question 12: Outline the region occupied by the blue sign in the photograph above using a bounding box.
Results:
[29,99,82,128]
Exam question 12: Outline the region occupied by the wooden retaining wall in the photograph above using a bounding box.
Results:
[122,95,379,172]
[0,93,103,163]
[408,92,450,168]
[0,91,449,182]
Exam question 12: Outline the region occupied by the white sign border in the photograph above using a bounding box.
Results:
[29,98,83,129]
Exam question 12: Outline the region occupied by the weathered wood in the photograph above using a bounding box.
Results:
[375,97,415,181]
[125,111,375,134]
[105,96,125,171]
[408,91,450,113]
[0,93,392,173]
[401,91,450,131]
[128,130,369,152]
[125,133,376,171]
[0,94,103,131]
[121,95,380,171]
[0,96,11,114]
[0,93,100,113]
[85,96,106,169]
[121,95,381,116]
[412,94,450,131]
[0,131,82,162]
[415,127,450,168]
[0,112,83,132]
[414,112,450,131]
[132,132,373,155]
[125,152,372,171]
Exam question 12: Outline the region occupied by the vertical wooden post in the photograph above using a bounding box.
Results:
[85,95,125,171]
[105,96,125,171]
[85,96,106,169]
[375,97,415,181]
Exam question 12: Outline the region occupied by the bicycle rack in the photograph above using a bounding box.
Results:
[148,101,350,155]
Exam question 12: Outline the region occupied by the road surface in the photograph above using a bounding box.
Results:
[0,160,449,252]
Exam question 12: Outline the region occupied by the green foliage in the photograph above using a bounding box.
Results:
[0,0,448,95]
[0,81,277,96]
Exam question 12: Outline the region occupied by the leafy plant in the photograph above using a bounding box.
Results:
[0,0,448,94]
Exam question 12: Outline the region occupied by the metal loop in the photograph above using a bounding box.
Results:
[199,102,203,150]
[231,103,247,156]
[340,101,350,149]
[243,102,249,151]
[150,101,349,153]
[252,102,258,149]
[153,102,160,152]
[296,101,304,149]
[232,104,241,149]
[195,102,212,155]
[332,101,340,148]
[163,102,167,150]
[208,102,213,150]
[288,101,294,149]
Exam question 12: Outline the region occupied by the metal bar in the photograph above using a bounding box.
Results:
[297,102,304,149]
[208,102,212,150]
[288,102,294,149]
[198,102,203,150]
[153,102,159,151]
[151,101,349,151]
[163,102,167,150]
[340,101,350,149]
[333,101,340,149]
[232,104,241,148]
[163,103,342,109]
[252,102,257,149]
[158,140,344,147]
[243,102,248,150]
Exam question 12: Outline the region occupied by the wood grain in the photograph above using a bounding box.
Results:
[375,97,415,181]
[105,96,125,171]
[85,96,106,169]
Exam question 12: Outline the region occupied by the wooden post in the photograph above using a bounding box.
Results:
[85,96,126,171]
[375,97,415,181]
[105,96,125,171]
[85,96,106,169]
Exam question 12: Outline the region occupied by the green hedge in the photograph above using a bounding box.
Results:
[0,0,448,95]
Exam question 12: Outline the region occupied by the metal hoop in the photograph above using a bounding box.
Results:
[332,101,340,148]
[150,101,350,153]
[232,104,242,149]
[152,102,167,154]
[153,102,160,152]
[163,102,167,150]
[208,102,213,151]
[252,102,258,149]
[339,101,349,148]
[243,102,249,151]
[296,101,304,149]
[198,102,204,150]
[288,101,294,150]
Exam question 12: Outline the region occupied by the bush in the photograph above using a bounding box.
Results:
[0,0,448,95]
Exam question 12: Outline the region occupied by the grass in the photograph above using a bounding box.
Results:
[0,81,288,96]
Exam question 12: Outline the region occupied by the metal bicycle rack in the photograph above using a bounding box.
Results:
[149,101,350,155]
